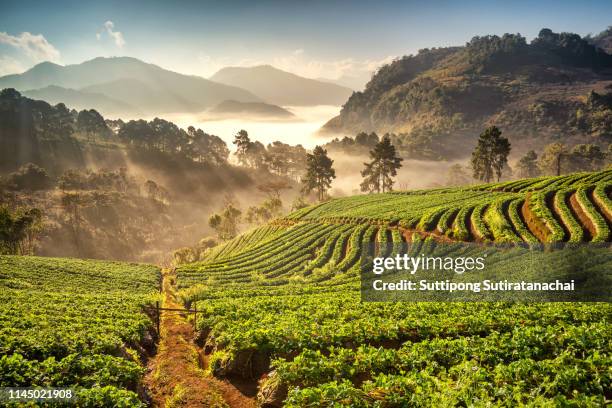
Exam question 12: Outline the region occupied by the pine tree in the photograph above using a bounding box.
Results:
[232,129,251,166]
[516,150,539,178]
[360,136,403,193]
[538,143,569,176]
[470,126,511,182]
[301,146,336,201]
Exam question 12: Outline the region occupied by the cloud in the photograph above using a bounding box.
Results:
[97,21,125,48]
[270,51,396,87]
[0,31,61,63]
[0,55,26,76]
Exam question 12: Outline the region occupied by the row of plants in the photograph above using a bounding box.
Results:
[553,189,584,243]
[575,186,610,242]
[176,171,612,406]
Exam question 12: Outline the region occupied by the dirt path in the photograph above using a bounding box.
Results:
[145,269,256,408]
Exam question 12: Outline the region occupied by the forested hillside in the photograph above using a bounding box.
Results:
[324,28,612,159]
[0,89,305,262]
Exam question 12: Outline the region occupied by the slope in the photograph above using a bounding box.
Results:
[175,170,612,407]
[22,85,138,117]
[323,28,612,158]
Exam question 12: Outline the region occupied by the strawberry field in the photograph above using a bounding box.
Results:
[178,170,612,407]
[0,256,160,407]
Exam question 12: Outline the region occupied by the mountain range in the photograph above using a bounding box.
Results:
[0,57,261,117]
[0,57,353,118]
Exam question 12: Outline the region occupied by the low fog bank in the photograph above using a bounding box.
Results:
[155,105,341,149]
[329,152,467,196]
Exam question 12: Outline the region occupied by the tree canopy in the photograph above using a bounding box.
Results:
[301,146,336,201]
[360,136,403,193]
[470,126,511,182]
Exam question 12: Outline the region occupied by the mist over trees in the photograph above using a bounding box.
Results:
[516,151,539,178]
[0,206,42,255]
[471,126,511,183]
[233,130,306,178]
[301,146,336,201]
[2,85,611,263]
[209,203,242,241]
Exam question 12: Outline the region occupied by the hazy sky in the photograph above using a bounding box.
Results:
[1,0,611,86]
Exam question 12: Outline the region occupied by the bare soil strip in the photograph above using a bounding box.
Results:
[145,269,256,408]
[521,196,549,242]
[568,193,596,241]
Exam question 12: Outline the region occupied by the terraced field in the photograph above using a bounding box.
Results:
[177,170,612,407]
[0,256,160,407]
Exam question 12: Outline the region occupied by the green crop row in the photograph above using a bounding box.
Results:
[553,189,584,243]
[483,199,522,243]
[506,199,538,243]
[575,187,610,242]
[470,204,492,241]
[176,171,612,407]
[529,191,565,242]
[592,183,612,222]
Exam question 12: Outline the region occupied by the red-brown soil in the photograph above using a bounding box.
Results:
[568,193,596,240]
[145,270,256,408]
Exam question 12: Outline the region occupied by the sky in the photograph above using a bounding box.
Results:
[1,0,611,88]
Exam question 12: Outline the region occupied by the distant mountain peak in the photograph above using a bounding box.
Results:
[208,99,295,119]
[210,65,353,106]
[27,61,63,73]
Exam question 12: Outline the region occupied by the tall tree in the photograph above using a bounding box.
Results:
[257,180,292,199]
[445,164,471,186]
[61,192,85,256]
[233,129,251,166]
[0,206,43,255]
[538,143,569,176]
[569,144,606,172]
[77,109,109,142]
[246,141,269,170]
[360,136,403,193]
[209,203,242,241]
[301,146,336,201]
[470,126,511,182]
[516,150,540,178]
[355,131,379,148]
